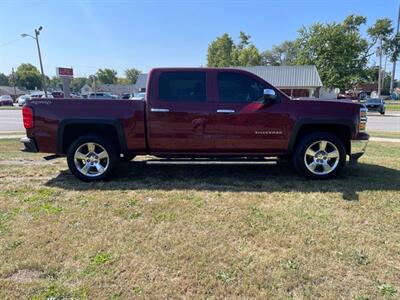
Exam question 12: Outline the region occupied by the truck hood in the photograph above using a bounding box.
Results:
[293,97,363,108]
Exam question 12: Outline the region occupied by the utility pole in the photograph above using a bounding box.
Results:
[377,38,383,97]
[21,26,47,97]
[34,27,47,98]
[390,2,400,93]
[11,68,17,101]
[382,54,388,91]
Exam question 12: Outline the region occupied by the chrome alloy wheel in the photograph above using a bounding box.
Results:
[74,142,109,177]
[303,140,340,175]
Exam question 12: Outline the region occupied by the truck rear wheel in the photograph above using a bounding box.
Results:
[67,135,118,181]
[293,132,346,179]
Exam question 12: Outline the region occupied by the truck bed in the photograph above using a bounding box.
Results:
[26,98,146,154]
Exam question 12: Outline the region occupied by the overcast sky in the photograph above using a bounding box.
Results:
[0,0,398,77]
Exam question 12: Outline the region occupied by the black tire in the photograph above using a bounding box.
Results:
[380,110,385,115]
[120,153,136,162]
[293,132,346,179]
[67,135,119,182]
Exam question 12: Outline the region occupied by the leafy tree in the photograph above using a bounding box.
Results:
[295,16,369,89]
[49,76,62,90]
[207,33,235,67]
[0,73,8,86]
[261,40,298,66]
[125,68,141,84]
[232,45,261,66]
[117,78,130,85]
[70,77,89,92]
[96,68,117,84]
[207,31,261,67]
[367,18,393,42]
[14,63,42,90]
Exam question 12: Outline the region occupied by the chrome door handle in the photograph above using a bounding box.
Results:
[216,109,235,113]
[151,108,170,113]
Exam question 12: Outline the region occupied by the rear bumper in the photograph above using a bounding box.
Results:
[20,137,38,153]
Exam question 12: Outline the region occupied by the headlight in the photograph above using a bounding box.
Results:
[359,107,367,132]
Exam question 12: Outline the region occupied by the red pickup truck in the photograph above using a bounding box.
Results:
[21,68,369,181]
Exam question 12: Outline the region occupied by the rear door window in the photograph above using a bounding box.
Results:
[159,72,206,102]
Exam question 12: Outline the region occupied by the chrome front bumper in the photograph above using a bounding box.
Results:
[350,139,368,160]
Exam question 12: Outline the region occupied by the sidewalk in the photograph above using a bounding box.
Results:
[370,137,400,143]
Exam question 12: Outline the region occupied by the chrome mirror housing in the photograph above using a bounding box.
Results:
[263,88,277,101]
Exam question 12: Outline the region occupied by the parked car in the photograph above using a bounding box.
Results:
[70,93,83,99]
[30,94,43,99]
[365,98,385,114]
[87,92,114,100]
[17,95,31,107]
[52,91,64,98]
[40,94,54,99]
[121,93,131,99]
[130,92,146,100]
[21,67,369,181]
[0,95,14,106]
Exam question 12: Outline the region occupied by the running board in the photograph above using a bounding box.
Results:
[143,157,278,165]
[43,154,61,161]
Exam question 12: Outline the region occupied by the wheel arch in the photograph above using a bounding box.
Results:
[58,119,127,154]
[287,119,355,156]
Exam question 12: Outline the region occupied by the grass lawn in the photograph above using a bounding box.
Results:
[0,106,20,110]
[368,131,400,139]
[386,105,400,111]
[0,139,399,299]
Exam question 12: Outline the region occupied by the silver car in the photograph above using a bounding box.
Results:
[87,92,114,100]
[17,95,31,106]
[130,92,146,100]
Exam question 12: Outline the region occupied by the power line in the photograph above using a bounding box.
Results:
[0,37,24,48]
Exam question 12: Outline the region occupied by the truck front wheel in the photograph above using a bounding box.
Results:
[67,135,118,181]
[293,132,346,179]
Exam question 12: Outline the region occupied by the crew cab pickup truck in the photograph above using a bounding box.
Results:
[21,68,369,181]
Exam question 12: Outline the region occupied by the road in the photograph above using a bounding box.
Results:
[0,109,24,133]
[367,111,400,132]
[0,108,399,133]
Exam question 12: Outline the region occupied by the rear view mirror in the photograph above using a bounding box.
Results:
[263,89,277,102]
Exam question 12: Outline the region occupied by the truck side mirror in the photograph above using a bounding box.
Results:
[263,89,277,102]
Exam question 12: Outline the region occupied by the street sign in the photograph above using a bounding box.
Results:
[56,67,73,78]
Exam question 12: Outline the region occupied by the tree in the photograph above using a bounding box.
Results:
[70,77,89,92]
[207,32,261,67]
[125,68,141,84]
[14,63,42,90]
[295,16,369,90]
[207,33,235,67]
[49,76,62,90]
[261,40,298,66]
[96,68,117,84]
[0,73,8,86]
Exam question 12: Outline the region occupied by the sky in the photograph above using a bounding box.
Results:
[0,0,398,78]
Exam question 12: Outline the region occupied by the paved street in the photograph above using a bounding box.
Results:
[0,109,24,133]
[0,108,399,133]
[367,111,400,132]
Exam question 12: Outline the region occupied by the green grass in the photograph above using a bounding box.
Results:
[0,139,399,299]
[368,131,400,139]
[386,104,400,111]
[0,106,20,110]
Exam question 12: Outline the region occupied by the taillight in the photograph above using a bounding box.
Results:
[22,106,34,129]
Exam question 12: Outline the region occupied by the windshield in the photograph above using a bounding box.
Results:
[367,98,381,104]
